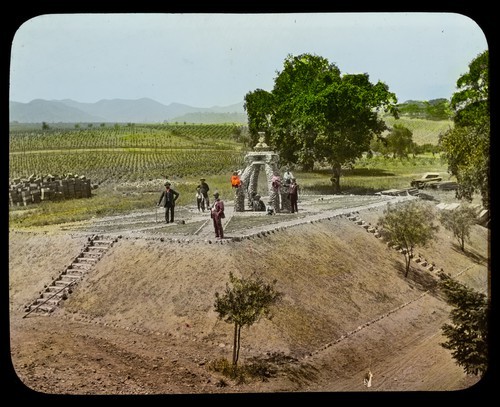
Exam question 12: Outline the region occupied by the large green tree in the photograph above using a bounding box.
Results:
[440,50,489,209]
[244,53,398,192]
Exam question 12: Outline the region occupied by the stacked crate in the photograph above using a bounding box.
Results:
[9,174,93,206]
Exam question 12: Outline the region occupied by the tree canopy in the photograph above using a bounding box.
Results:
[244,53,398,192]
[377,200,439,277]
[213,272,282,367]
[440,50,489,209]
[385,123,414,158]
[439,205,478,252]
[439,276,489,376]
[396,99,452,120]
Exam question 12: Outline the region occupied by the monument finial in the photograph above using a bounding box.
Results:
[254,131,269,151]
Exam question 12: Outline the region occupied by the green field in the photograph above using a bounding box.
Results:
[9,120,452,227]
[383,116,453,145]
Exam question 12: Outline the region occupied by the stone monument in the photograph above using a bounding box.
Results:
[234,132,281,212]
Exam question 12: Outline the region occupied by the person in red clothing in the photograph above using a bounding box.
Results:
[230,171,241,188]
[210,191,225,239]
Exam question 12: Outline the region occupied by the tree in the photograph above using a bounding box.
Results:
[438,276,489,376]
[439,205,477,252]
[396,99,452,120]
[377,200,439,277]
[440,50,489,209]
[386,123,414,159]
[245,53,398,192]
[425,98,452,121]
[213,272,282,367]
[243,89,274,148]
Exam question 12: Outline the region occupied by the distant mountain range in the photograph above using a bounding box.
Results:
[9,98,247,124]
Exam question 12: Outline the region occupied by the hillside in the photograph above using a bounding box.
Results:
[8,192,489,397]
[383,116,453,145]
[9,98,246,124]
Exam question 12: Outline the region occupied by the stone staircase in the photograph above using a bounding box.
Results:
[23,234,118,317]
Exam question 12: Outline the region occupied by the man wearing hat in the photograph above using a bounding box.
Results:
[157,181,180,223]
[210,191,225,239]
[197,178,210,209]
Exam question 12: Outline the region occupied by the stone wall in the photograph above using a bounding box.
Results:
[9,174,93,206]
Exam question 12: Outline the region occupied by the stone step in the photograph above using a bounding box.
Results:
[64,274,84,281]
[35,297,60,306]
[46,286,63,292]
[77,257,98,264]
[65,269,86,276]
[92,239,116,246]
[81,252,102,259]
[88,243,110,249]
[71,260,93,268]
[41,290,65,298]
[59,275,81,282]
[54,280,74,287]
[29,304,56,313]
[86,246,108,253]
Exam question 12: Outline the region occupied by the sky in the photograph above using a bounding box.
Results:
[9,12,489,108]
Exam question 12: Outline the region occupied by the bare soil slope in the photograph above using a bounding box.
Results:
[7,193,490,398]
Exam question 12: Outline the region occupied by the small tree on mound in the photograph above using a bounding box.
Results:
[377,200,439,277]
[214,272,282,368]
[439,205,477,252]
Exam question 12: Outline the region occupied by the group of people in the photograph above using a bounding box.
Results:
[157,168,299,238]
[157,177,225,239]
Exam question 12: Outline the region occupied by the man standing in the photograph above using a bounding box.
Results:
[288,178,299,213]
[211,191,225,239]
[195,186,205,212]
[157,182,179,223]
[283,168,294,186]
[198,178,210,209]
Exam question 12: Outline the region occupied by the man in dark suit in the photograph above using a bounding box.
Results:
[157,182,180,223]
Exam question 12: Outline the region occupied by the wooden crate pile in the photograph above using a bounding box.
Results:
[9,173,92,206]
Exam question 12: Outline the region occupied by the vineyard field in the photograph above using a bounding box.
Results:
[9,118,450,185]
[9,123,248,183]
